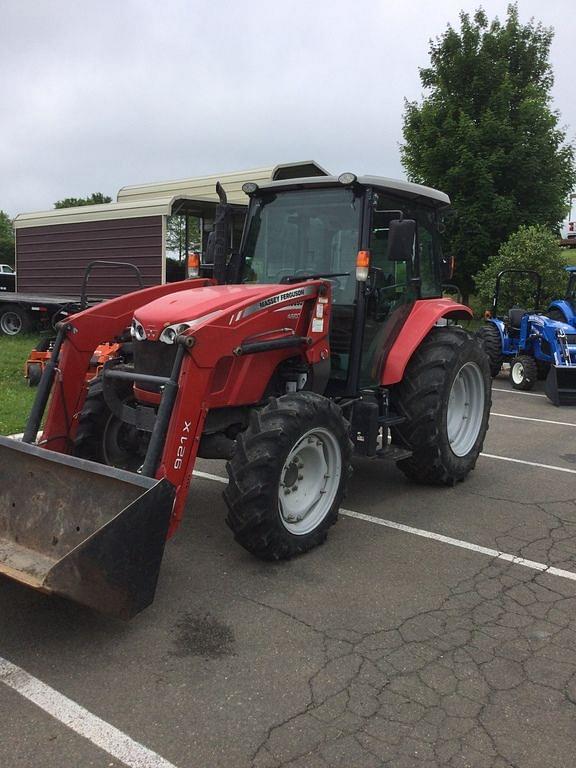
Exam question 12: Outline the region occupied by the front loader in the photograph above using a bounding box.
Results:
[0,173,491,618]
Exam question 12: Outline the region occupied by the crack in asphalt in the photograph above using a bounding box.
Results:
[245,510,576,768]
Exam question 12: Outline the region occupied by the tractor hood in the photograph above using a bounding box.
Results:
[133,283,314,342]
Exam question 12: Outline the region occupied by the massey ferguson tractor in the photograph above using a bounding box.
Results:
[0,173,491,618]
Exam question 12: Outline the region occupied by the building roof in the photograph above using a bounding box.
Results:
[117,161,328,204]
[14,161,329,230]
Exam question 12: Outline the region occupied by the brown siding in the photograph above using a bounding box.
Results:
[15,216,163,299]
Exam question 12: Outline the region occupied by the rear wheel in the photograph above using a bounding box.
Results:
[224,392,352,560]
[391,326,491,486]
[475,323,504,377]
[73,380,150,471]
[510,355,537,391]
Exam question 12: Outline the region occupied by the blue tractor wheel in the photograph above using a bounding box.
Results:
[510,355,538,391]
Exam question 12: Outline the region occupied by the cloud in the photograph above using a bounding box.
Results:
[1,0,573,217]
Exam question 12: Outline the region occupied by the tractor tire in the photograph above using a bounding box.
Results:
[510,355,538,391]
[391,326,491,486]
[73,379,149,472]
[224,392,352,561]
[26,363,43,387]
[475,323,504,378]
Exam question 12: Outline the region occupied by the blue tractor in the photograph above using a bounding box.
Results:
[476,269,576,405]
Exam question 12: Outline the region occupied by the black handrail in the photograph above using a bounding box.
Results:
[80,260,144,310]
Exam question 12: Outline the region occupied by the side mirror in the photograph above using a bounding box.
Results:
[387,219,415,262]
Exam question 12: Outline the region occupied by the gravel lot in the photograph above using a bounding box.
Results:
[1,369,576,768]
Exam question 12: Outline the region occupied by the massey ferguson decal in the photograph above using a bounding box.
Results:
[240,286,316,319]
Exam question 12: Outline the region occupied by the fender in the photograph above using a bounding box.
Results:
[381,298,472,386]
[548,299,575,324]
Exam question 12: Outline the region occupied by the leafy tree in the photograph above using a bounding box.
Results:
[0,211,15,266]
[165,215,201,262]
[474,224,568,311]
[401,4,576,300]
[54,192,112,209]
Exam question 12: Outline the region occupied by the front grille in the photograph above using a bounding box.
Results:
[133,340,178,392]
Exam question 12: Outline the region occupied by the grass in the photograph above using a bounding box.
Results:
[0,334,38,435]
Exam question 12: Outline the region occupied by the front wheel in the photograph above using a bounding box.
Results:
[391,326,491,486]
[224,392,352,560]
[510,355,537,391]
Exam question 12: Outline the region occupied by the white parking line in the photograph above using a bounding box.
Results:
[491,412,576,427]
[0,656,179,768]
[340,509,576,582]
[492,387,546,398]
[480,453,576,474]
[192,470,576,581]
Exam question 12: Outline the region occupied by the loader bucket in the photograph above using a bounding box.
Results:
[0,436,175,619]
[545,366,576,406]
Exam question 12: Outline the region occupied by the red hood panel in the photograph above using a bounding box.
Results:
[134,283,306,338]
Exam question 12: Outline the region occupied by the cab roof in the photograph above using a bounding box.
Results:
[254,175,451,208]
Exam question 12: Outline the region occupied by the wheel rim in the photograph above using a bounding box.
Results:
[447,362,485,458]
[511,361,524,385]
[0,311,22,335]
[278,427,342,535]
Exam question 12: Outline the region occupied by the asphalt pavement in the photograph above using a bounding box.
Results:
[1,368,575,768]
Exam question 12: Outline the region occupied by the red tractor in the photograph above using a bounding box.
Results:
[0,173,490,618]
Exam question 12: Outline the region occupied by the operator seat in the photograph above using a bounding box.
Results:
[507,307,526,336]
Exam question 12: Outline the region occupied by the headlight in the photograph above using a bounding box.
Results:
[160,322,192,344]
[159,311,222,344]
[131,318,147,341]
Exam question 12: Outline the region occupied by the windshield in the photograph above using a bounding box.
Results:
[240,188,362,304]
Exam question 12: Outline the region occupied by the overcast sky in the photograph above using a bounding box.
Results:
[1,0,574,217]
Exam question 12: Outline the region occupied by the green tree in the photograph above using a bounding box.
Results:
[165,215,201,262]
[474,224,568,310]
[401,4,575,300]
[54,192,112,209]
[0,211,15,266]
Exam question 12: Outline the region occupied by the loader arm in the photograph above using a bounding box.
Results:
[135,281,333,532]
[39,279,214,453]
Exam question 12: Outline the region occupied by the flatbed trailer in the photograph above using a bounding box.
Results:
[0,292,83,336]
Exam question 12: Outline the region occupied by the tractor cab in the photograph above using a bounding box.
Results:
[229,174,453,395]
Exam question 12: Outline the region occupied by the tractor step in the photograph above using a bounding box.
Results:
[378,414,406,427]
[377,444,412,462]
